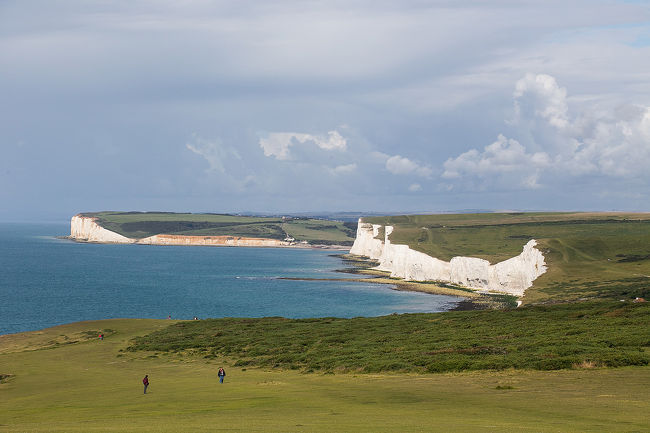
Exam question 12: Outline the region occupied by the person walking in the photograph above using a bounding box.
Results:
[142,374,149,394]
[217,368,226,384]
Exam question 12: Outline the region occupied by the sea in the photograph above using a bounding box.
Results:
[0,223,461,335]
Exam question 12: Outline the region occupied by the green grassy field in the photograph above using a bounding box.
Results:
[81,212,357,245]
[362,213,650,304]
[128,301,650,373]
[2,318,649,432]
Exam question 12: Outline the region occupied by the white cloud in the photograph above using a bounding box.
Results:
[318,131,347,150]
[577,106,650,177]
[385,155,432,178]
[260,130,347,160]
[369,151,390,162]
[514,75,650,178]
[185,133,259,193]
[443,134,550,188]
[328,163,357,175]
[443,74,650,190]
[408,183,422,192]
[186,133,240,173]
[513,73,569,130]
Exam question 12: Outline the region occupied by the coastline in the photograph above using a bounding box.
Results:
[62,233,485,308]
[61,234,504,311]
[2,231,492,335]
[60,236,352,251]
[332,254,518,310]
[6,229,443,336]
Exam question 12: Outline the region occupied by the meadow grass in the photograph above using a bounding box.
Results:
[2,318,649,432]
[282,220,356,243]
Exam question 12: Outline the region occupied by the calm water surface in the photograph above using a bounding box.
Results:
[0,223,460,335]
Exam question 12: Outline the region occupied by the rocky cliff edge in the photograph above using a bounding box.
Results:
[349,220,546,296]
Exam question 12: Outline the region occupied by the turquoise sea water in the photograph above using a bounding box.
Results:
[0,223,460,335]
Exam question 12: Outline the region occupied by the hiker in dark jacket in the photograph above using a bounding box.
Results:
[143,375,149,394]
[218,368,226,384]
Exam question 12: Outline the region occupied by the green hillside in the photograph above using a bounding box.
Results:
[129,301,650,374]
[81,211,357,245]
[2,314,650,432]
[362,212,650,303]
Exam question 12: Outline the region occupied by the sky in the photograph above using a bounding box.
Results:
[2,0,650,221]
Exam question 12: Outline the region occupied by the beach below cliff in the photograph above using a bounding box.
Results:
[62,234,351,250]
[330,254,519,310]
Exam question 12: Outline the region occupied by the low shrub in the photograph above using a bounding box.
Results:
[128,301,650,374]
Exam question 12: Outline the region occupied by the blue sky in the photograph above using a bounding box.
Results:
[1,0,650,221]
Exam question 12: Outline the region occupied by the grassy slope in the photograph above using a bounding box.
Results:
[363,212,650,303]
[282,220,356,243]
[82,212,356,245]
[128,302,650,373]
[1,319,649,433]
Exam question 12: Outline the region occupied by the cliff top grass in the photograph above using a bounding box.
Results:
[363,212,650,261]
[3,318,650,432]
[81,211,357,245]
[362,212,650,303]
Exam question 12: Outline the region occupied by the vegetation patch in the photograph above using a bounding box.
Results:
[0,374,14,383]
[128,301,650,374]
[616,254,650,263]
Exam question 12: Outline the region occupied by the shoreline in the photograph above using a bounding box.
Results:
[333,254,518,311]
[279,275,477,299]
[60,236,352,251]
[279,275,499,311]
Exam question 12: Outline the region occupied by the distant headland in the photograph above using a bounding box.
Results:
[67,211,356,248]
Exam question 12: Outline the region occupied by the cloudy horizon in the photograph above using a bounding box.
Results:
[2,1,650,222]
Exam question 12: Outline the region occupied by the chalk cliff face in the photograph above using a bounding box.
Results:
[137,234,288,247]
[350,220,546,296]
[70,215,134,243]
[69,215,289,247]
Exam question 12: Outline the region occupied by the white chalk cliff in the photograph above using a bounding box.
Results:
[70,215,134,243]
[350,221,546,296]
[136,234,288,247]
[69,215,289,247]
